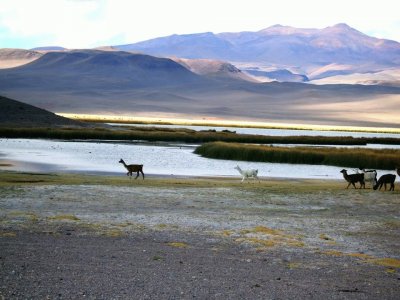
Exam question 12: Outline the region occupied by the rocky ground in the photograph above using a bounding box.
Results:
[0,173,399,299]
[1,229,399,299]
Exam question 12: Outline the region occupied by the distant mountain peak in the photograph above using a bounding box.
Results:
[30,46,66,51]
[323,23,363,35]
[331,23,352,29]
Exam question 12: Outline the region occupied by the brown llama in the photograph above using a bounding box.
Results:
[119,159,144,180]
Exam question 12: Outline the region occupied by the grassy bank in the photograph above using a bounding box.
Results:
[1,126,400,145]
[0,171,340,191]
[195,142,400,170]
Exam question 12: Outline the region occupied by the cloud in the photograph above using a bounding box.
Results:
[0,0,399,49]
[0,0,114,48]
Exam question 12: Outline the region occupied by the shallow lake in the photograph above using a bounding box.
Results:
[0,138,397,180]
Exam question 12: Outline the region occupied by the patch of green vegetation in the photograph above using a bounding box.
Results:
[348,253,373,260]
[319,250,400,269]
[287,262,302,269]
[156,224,168,229]
[386,268,396,273]
[235,226,305,250]
[195,142,400,169]
[252,226,282,235]
[114,222,134,228]
[368,258,400,268]
[319,234,335,241]
[221,230,233,236]
[8,211,39,222]
[152,255,164,261]
[236,237,276,248]
[383,220,400,230]
[0,231,16,237]
[102,229,124,237]
[319,250,345,257]
[48,214,80,221]
[166,242,189,248]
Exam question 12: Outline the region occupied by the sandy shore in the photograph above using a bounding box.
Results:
[0,172,399,299]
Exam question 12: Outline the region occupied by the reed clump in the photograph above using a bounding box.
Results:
[194,142,400,169]
[1,126,400,146]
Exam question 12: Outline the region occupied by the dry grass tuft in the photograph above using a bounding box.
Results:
[0,232,16,237]
[102,229,124,237]
[48,214,80,221]
[167,242,189,248]
[368,258,400,268]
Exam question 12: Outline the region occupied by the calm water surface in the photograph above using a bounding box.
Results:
[0,138,397,179]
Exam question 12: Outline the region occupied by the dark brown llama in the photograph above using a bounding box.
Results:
[340,169,365,189]
[373,174,396,191]
[119,159,144,180]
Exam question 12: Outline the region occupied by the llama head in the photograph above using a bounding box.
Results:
[340,169,347,174]
[119,159,124,164]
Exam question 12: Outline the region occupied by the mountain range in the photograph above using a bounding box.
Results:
[1,23,400,84]
[115,23,400,83]
[0,23,399,127]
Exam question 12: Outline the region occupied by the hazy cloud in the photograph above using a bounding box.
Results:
[0,0,399,49]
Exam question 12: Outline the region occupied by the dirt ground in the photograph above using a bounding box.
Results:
[0,172,399,299]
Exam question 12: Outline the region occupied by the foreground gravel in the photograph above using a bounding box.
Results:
[1,228,399,299]
[0,176,399,299]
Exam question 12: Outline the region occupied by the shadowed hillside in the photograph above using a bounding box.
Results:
[0,95,87,127]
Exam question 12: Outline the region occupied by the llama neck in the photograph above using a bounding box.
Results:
[121,160,128,169]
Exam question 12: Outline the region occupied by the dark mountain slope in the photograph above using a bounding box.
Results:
[0,95,87,127]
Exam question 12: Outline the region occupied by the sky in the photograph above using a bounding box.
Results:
[1,0,399,49]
